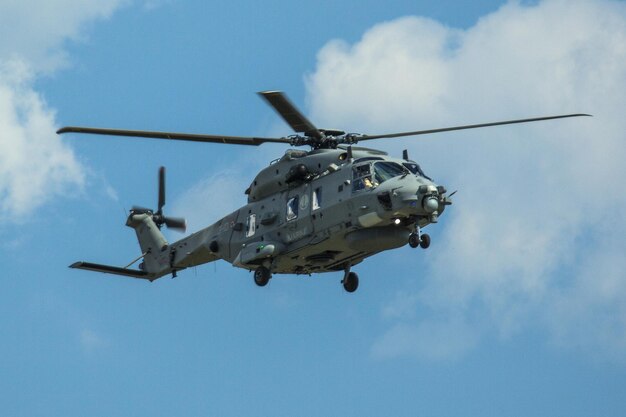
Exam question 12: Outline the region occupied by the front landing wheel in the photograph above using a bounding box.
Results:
[342,272,359,293]
[254,266,271,287]
[420,233,431,249]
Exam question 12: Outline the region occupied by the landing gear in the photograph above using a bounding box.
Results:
[342,271,359,293]
[409,226,431,249]
[254,266,271,287]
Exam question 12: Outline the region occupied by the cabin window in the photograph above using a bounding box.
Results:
[286,196,299,221]
[245,214,256,237]
[312,187,322,210]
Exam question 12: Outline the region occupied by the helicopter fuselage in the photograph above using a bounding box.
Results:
[135,146,448,280]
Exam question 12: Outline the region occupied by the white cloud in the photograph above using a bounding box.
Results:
[171,169,255,236]
[0,61,85,220]
[0,0,124,223]
[142,0,173,12]
[0,0,123,72]
[306,0,626,361]
[372,320,479,362]
[79,328,110,353]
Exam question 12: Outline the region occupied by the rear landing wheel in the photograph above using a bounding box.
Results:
[342,272,359,293]
[254,266,271,287]
[408,233,420,248]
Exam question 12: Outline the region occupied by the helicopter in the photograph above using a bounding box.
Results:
[58,91,588,292]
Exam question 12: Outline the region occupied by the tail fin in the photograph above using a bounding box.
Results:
[124,166,187,276]
[126,212,170,275]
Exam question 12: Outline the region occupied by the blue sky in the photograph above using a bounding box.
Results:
[1,1,626,416]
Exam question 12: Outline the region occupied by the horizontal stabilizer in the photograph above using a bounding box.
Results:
[70,261,152,280]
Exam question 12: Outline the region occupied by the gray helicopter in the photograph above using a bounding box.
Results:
[58,91,588,292]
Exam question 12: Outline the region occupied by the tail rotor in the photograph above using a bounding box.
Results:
[130,166,187,233]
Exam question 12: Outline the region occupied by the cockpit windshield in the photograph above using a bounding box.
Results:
[373,162,406,183]
[403,162,432,180]
[352,161,407,191]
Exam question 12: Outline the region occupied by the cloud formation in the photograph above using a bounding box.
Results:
[0,62,85,220]
[306,0,626,361]
[0,0,122,72]
[0,0,123,222]
[172,169,255,236]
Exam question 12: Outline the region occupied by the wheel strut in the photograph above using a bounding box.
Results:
[409,225,431,249]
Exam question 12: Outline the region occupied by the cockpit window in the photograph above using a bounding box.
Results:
[402,162,432,180]
[373,162,406,183]
[353,161,407,192]
[352,164,374,192]
[353,164,371,178]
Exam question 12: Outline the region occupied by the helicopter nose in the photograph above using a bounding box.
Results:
[415,184,442,222]
[423,195,439,213]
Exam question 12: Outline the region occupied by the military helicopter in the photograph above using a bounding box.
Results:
[58,91,588,292]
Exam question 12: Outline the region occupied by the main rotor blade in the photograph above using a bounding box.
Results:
[258,91,323,139]
[358,114,591,141]
[56,126,290,146]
